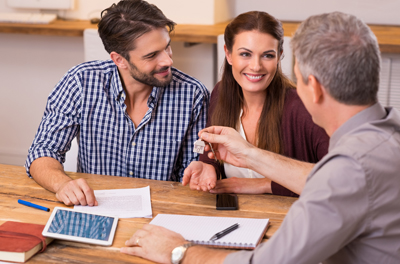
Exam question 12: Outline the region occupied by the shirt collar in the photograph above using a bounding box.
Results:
[147,86,162,109]
[111,66,125,101]
[329,102,387,151]
[110,66,163,108]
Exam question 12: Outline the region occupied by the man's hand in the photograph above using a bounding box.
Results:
[55,178,98,206]
[209,177,272,194]
[121,224,187,264]
[182,161,217,191]
[200,126,254,169]
[30,157,98,206]
[199,126,314,195]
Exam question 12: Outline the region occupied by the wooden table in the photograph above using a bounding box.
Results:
[1,19,400,53]
[0,164,297,263]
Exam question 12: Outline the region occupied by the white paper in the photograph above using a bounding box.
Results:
[74,186,152,218]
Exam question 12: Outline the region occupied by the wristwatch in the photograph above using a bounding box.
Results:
[171,242,195,264]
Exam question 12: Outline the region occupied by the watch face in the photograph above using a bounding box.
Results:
[171,246,185,263]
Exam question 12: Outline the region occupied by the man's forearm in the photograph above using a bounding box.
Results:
[246,148,314,195]
[182,246,231,264]
[30,156,71,193]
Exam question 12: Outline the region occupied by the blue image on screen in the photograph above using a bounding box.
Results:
[48,210,114,241]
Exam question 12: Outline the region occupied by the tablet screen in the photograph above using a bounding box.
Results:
[48,209,114,240]
[43,207,118,246]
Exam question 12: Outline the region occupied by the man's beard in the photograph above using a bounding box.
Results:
[128,61,172,87]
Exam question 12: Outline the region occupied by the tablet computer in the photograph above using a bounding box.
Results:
[42,207,118,246]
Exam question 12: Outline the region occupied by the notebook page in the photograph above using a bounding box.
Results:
[150,214,269,248]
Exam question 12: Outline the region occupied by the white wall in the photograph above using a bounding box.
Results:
[3,0,235,24]
[0,34,84,166]
[3,0,399,25]
[234,0,400,26]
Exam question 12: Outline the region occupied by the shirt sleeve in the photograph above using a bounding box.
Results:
[224,155,369,264]
[174,83,209,181]
[25,70,81,177]
[270,182,299,197]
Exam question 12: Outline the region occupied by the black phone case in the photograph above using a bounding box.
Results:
[216,194,238,210]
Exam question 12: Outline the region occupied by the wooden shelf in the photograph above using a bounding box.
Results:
[0,19,96,37]
[1,19,400,53]
[0,19,229,43]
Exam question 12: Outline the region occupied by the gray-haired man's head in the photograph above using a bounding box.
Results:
[291,12,380,105]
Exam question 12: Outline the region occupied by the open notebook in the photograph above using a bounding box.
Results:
[150,214,269,249]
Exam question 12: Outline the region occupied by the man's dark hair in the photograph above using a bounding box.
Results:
[98,0,176,61]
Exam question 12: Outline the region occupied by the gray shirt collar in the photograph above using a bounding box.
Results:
[329,103,387,151]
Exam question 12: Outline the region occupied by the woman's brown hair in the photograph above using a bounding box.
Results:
[211,11,295,154]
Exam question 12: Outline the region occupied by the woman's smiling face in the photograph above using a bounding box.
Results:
[225,30,280,95]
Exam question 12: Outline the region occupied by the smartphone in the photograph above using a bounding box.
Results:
[216,194,238,210]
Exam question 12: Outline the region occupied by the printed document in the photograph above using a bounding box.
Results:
[74,186,152,218]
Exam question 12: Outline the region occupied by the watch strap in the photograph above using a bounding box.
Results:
[182,242,195,249]
[171,242,195,264]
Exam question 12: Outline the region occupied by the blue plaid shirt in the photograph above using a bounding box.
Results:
[25,60,209,181]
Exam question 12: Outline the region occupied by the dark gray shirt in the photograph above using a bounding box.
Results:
[225,103,400,264]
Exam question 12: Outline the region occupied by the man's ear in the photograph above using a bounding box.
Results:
[110,52,128,69]
[224,45,232,65]
[308,75,323,104]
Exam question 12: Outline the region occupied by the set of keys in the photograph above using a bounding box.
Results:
[193,139,218,162]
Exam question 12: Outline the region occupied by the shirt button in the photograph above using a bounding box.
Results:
[132,142,136,146]
[129,171,133,176]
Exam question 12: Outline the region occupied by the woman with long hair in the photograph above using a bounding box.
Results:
[187,11,329,197]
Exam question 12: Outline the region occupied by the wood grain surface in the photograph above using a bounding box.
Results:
[0,164,296,263]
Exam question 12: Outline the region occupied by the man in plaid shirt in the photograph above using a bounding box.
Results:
[25,0,209,206]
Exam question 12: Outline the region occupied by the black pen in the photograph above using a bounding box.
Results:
[210,223,240,241]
